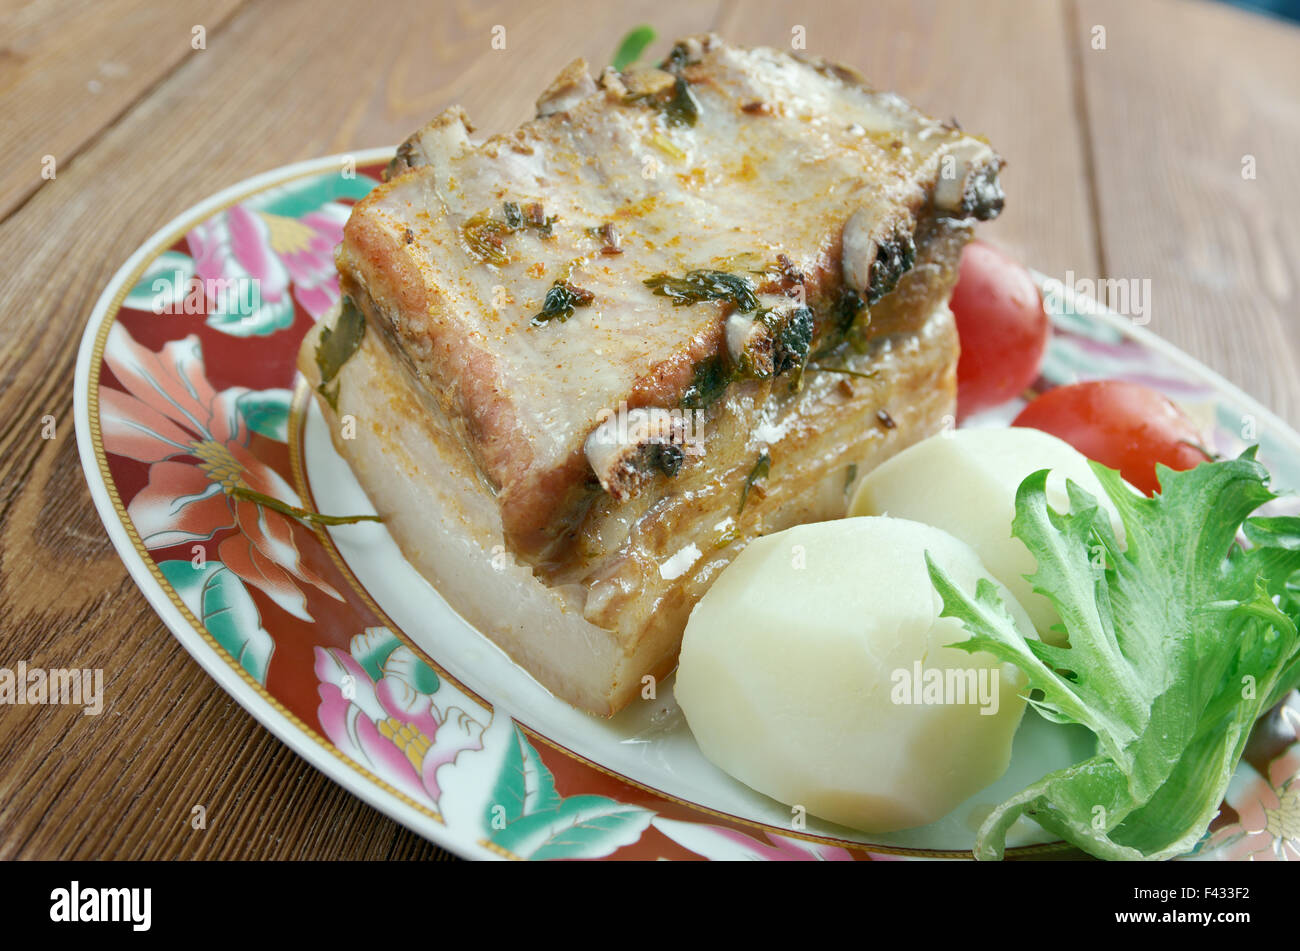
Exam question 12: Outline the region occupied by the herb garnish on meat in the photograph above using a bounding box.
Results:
[738,450,772,514]
[650,269,813,407]
[584,222,623,255]
[502,201,525,229]
[315,296,366,411]
[770,305,813,376]
[680,355,732,410]
[659,77,701,127]
[809,363,878,381]
[624,42,702,128]
[867,226,917,304]
[811,287,872,360]
[522,202,557,237]
[462,212,512,265]
[644,269,760,312]
[662,41,697,72]
[655,443,685,477]
[463,202,558,264]
[531,280,595,326]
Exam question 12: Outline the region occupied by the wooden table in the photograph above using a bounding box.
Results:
[1,0,1297,860]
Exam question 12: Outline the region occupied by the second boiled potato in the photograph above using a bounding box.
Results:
[849,427,1124,641]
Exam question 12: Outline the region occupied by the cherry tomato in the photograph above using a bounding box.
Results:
[1012,380,1212,495]
[951,241,1050,418]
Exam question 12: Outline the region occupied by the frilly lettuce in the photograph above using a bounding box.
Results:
[927,449,1300,860]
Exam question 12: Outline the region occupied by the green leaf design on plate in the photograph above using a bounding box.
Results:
[488,726,562,827]
[483,726,654,859]
[382,646,440,696]
[236,388,293,442]
[348,627,402,683]
[245,173,379,218]
[123,251,195,313]
[160,560,275,683]
[491,794,654,860]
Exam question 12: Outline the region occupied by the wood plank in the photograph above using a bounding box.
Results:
[0,0,247,222]
[0,0,719,859]
[1077,0,1300,427]
[715,0,1098,281]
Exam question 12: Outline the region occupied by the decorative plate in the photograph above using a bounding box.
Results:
[74,151,1300,861]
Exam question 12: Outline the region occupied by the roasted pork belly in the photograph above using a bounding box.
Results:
[299,34,1003,714]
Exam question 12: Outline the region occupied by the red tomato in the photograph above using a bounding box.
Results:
[951,241,1050,418]
[1012,380,1212,495]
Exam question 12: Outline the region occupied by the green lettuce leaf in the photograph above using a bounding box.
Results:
[927,449,1300,860]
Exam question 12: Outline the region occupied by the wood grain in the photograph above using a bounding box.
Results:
[1076,0,1300,427]
[0,0,717,860]
[0,0,248,221]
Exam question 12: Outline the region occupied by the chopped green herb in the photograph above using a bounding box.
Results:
[662,77,701,127]
[531,280,595,326]
[809,363,878,380]
[962,163,1005,221]
[463,203,558,264]
[867,229,917,304]
[612,25,657,71]
[462,212,512,265]
[836,287,865,335]
[585,222,622,254]
[645,269,759,312]
[523,202,557,238]
[812,287,873,360]
[655,443,685,477]
[680,355,733,410]
[661,41,695,72]
[384,139,417,181]
[627,68,701,128]
[315,297,366,411]
[771,305,813,376]
[738,450,771,514]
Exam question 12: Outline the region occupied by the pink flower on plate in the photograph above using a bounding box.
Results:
[1206,702,1300,860]
[187,202,349,334]
[277,207,350,319]
[315,631,487,810]
[99,323,342,619]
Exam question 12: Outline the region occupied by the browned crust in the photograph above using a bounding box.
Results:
[626,320,728,409]
[338,207,536,502]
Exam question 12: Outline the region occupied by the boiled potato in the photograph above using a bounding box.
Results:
[849,427,1125,642]
[675,517,1032,834]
